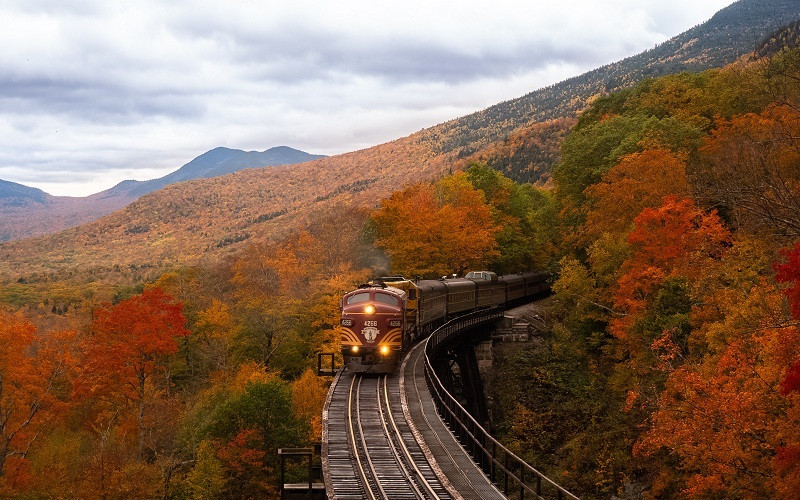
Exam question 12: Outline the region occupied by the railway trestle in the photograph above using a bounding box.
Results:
[429,325,494,430]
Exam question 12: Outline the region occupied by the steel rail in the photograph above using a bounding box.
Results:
[347,374,378,500]
[355,376,389,499]
[375,376,426,499]
[382,375,442,500]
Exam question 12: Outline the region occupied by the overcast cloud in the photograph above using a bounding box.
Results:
[0,0,734,196]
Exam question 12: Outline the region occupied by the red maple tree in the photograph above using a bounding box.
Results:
[76,287,189,459]
[0,311,75,488]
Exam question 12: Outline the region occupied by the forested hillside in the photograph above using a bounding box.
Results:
[754,19,800,58]
[0,180,47,205]
[0,139,452,283]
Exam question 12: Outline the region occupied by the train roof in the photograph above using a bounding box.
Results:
[348,284,407,300]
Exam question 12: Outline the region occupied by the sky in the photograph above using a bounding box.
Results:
[0,0,735,197]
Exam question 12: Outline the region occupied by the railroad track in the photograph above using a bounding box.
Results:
[325,369,451,499]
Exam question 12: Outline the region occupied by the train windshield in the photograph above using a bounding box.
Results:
[346,292,370,305]
[374,292,401,307]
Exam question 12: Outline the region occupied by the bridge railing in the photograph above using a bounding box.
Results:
[424,309,579,500]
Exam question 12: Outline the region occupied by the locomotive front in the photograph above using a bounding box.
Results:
[340,285,406,373]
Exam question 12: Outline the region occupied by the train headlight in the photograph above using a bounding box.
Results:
[380,345,389,355]
[364,304,375,314]
[351,345,359,353]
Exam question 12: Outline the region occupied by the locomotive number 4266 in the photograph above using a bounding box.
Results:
[364,320,378,327]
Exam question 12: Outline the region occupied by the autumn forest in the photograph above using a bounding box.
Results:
[2,15,800,500]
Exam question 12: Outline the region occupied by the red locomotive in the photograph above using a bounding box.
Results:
[340,283,407,373]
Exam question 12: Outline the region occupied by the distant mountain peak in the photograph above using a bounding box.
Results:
[0,179,48,206]
[102,146,326,199]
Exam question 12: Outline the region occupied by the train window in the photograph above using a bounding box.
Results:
[409,289,417,300]
[346,292,370,305]
[375,292,400,306]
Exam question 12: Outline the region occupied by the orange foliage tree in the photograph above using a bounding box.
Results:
[230,223,372,371]
[291,369,329,439]
[636,285,800,497]
[76,287,189,459]
[0,311,75,488]
[629,241,800,497]
[696,105,800,237]
[610,196,730,340]
[371,174,499,277]
[584,148,689,239]
[194,298,236,372]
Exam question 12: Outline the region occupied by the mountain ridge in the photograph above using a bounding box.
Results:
[101,146,326,199]
[0,146,325,241]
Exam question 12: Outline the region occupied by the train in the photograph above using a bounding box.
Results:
[339,271,549,373]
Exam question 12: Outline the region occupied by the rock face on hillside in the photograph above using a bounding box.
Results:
[0,146,325,242]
